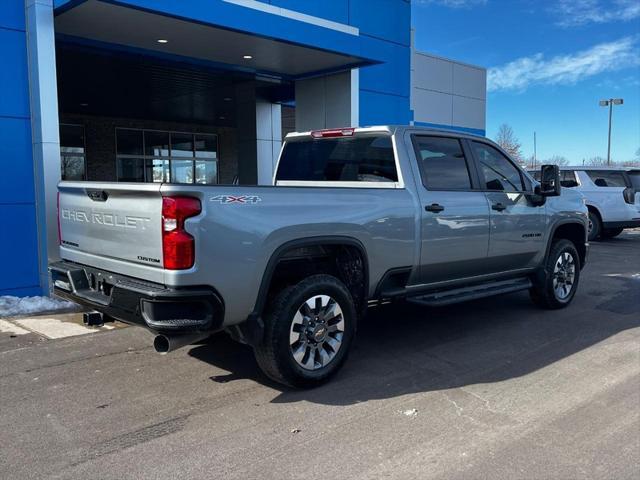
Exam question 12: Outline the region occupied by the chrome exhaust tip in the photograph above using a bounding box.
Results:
[153,332,209,354]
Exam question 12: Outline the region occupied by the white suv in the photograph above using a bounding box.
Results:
[531,167,640,241]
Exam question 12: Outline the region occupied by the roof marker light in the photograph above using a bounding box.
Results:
[310,128,355,139]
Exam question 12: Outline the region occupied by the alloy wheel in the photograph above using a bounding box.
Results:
[553,251,576,300]
[289,295,345,370]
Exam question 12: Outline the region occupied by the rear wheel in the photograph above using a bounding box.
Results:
[254,275,356,388]
[601,227,624,239]
[587,211,602,241]
[530,239,580,309]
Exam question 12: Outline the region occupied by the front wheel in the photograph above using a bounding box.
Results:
[254,275,357,388]
[530,239,581,309]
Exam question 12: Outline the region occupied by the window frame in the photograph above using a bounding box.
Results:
[468,139,532,193]
[410,134,478,192]
[115,127,219,185]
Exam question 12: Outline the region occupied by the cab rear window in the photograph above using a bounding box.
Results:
[276,135,398,183]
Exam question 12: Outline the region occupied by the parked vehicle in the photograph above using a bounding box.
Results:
[530,167,640,241]
[51,126,588,387]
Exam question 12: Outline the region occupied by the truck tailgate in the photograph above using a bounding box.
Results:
[58,182,164,279]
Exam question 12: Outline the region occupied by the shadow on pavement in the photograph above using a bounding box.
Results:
[189,275,640,405]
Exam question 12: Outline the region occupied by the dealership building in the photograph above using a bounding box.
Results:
[1,0,486,297]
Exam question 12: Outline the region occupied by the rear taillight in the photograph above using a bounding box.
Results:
[623,187,635,204]
[162,196,201,270]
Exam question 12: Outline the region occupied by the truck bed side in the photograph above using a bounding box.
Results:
[158,184,418,325]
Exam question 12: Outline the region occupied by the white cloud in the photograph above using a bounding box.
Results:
[554,0,640,27]
[488,36,640,92]
[417,0,487,8]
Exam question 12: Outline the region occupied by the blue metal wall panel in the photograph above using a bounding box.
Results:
[0,27,31,118]
[359,35,410,98]
[349,0,410,46]
[355,0,411,127]
[0,204,41,294]
[267,0,349,24]
[0,11,40,297]
[0,285,43,297]
[0,117,35,204]
[360,90,411,126]
[0,0,26,31]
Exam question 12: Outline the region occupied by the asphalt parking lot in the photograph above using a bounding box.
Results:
[1,230,639,480]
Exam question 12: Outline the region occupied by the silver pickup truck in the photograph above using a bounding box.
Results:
[51,126,588,387]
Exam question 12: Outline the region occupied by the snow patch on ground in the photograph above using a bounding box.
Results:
[0,319,31,336]
[0,296,79,318]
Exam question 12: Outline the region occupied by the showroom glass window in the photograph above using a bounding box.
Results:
[413,136,472,190]
[60,124,86,180]
[472,142,524,192]
[116,128,218,184]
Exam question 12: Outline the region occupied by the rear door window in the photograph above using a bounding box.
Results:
[276,135,397,183]
[413,136,472,190]
[585,170,629,188]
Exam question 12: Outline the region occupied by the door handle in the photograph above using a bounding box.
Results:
[492,202,507,212]
[425,203,445,213]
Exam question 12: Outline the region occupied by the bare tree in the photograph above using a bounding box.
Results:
[585,156,607,166]
[620,160,640,167]
[494,124,523,162]
[546,155,569,166]
[524,155,536,169]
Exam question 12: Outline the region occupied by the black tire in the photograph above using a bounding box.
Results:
[530,239,581,309]
[587,210,602,241]
[601,227,624,239]
[253,274,357,388]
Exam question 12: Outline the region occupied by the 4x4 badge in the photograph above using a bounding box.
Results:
[210,195,262,204]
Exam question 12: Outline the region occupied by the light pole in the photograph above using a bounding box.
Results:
[599,98,623,165]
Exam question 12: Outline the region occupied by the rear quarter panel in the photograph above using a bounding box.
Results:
[159,184,419,325]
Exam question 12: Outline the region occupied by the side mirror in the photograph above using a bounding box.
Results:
[537,164,561,197]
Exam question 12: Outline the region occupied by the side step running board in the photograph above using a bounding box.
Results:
[407,277,532,307]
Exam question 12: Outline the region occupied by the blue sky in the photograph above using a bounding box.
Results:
[412,0,640,163]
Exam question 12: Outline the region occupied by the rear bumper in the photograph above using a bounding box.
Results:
[602,219,640,229]
[49,261,224,334]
